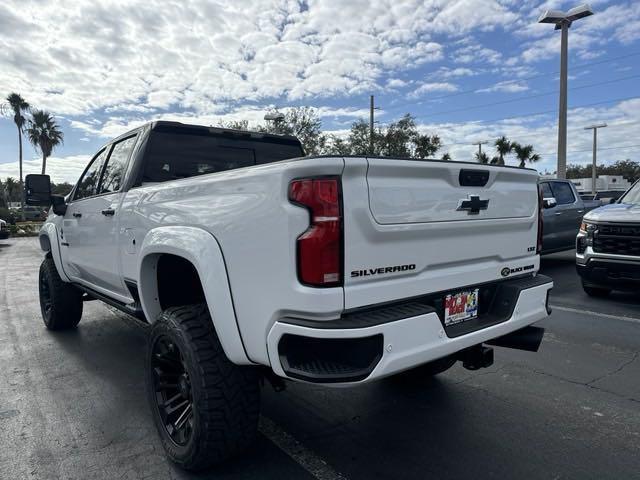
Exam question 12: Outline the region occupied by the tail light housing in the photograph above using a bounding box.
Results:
[289,177,343,287]
[537,186,544,254]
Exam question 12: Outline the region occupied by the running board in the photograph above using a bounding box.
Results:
[75,284,147,322]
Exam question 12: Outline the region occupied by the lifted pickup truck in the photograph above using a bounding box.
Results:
[27,121,553,471]
[577,179,640,296]
[539,178,601,254]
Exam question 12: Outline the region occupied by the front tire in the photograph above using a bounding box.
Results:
[39,256,83,330]
[146,304,260,471]
[581,281,611,297]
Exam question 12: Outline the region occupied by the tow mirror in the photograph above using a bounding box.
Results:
[543,197,557,209]
[24,174,67,216]
[25,174,52,206]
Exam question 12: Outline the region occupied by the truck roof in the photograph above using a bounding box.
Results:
[111,120,302,147]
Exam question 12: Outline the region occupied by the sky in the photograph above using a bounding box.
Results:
[0,0,639,183]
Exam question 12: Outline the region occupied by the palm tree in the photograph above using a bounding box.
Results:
[441,152,452,161]
[494,136,512,166]
[27,110,64,175]
[6,93,30,220]
[475,151,489,164]
[5,177,18,202]
[512,143,540,168]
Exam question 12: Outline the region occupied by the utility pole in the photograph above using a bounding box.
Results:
[369,95,375,155]
[473,141,488,155]
[584,123,607,195]
[538,4,594,179]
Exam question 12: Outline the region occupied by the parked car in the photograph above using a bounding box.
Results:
[580,190,625,204]
[576,179,640,296]
[0,218,9,239]
[27,121,552,471]
[539,178,601,254]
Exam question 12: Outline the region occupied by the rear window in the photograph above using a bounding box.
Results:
[139,127,304,184]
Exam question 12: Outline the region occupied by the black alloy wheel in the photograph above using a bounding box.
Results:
[151,335,194,446]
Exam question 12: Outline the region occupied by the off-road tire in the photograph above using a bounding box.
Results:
[146,304,260,471]
[38,255,83,330]
[581,281,611,298]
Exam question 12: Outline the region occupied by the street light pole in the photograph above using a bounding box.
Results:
[584,123,607,195]
[558,21,569,179]
[538,4,594,179]
[473,141,488,155]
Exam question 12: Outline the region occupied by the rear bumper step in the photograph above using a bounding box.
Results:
[270,275,553,384]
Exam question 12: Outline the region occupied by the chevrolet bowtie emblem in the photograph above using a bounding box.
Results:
[457,195,489,214]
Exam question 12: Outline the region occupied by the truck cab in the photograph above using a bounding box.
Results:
[539,178,601,254]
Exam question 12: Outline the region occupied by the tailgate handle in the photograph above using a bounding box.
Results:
[459,169,489,187]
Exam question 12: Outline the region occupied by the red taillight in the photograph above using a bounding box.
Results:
[289,177,342,287]
[537,186,544,254]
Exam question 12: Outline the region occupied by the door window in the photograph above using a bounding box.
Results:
[99,135,137,194]
[550,182,576,205]
[539,182,553,199]
[74,149,109,200]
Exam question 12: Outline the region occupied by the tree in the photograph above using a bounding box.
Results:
[4,177,19,202]
[441,152,452,161]
[218,119,249,131]
[494,136,512,166]
[26,110,64,175]
[6,93,30,220]
[261,107,327,155]
[512,143,540,168]
[475,151,490,164]
[567,159,640,182]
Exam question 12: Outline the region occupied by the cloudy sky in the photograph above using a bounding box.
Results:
[0,0,639,183]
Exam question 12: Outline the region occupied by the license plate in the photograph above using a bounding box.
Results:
[444,289,479,326]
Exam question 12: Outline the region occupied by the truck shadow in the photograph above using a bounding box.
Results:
[48,308,317,479]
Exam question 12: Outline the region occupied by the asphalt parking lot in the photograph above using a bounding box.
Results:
[1,238,639,480]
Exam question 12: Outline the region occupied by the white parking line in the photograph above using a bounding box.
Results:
[259,415,347,480]
[550,304,640,324]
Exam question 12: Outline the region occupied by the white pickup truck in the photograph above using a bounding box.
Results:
[26,121,553,471]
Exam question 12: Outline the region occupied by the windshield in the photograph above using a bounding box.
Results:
[139,126,304,184]
[619,181,640,205]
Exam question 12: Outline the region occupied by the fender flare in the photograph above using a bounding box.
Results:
[39,223,71,282]
[138,226,252,365]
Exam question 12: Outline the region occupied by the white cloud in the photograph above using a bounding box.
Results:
[0,0,522,119]
[0,154,90,184]
[476,80,529,93]
[409,82,458,98]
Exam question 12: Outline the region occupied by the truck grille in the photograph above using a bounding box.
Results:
[594,224,640,256]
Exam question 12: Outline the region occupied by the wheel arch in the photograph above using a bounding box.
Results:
[39,223,71,283]
[138,226,251,365]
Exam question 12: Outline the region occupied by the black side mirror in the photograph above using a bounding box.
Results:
[609,198,617,204]
[25,174,52,206]
[24,174,67,216]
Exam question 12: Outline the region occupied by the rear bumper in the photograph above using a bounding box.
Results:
[266,275,553,385]
[576,258,640,291]
[0,230,9,240]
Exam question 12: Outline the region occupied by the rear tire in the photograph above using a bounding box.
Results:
[581,281,611,297]
[38,256,83,330]
[146,304,260,471]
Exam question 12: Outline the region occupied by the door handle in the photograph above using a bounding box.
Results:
[577,210,584,214]
[554,212,563,216]
[101,208,115,216]
[72,212,82,218]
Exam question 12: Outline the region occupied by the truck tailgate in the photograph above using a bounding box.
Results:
[342,158,540,309]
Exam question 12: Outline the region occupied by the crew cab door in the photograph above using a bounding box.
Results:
[542,180,583,250]
[62,135,138,298]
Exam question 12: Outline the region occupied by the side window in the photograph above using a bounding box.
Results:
[74,149,109,200]
[539,182,553,199]
[550,182,576,205]
[99,136,137,194]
